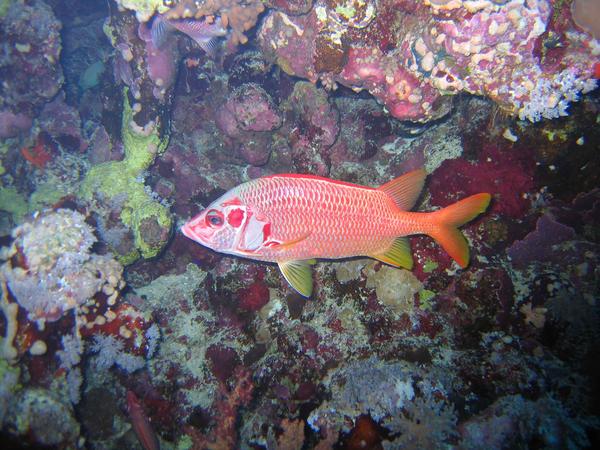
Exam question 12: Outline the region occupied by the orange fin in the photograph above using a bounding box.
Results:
[429,193,492,268]
[369,237,413,269]
[378,168,427,210]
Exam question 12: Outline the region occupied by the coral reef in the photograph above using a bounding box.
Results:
[1,0,599,448]
[1,209,123,323]
[80,95,172,264]
[0,0,64,123]
[164,0,265,47]
[258,0,599,122]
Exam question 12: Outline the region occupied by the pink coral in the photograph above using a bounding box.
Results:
[258,0,598,122]
[138,21,177,99]
[0,111,32,138]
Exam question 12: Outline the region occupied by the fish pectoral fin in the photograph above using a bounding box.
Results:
[278,260,315,297]
[369,237,413,269]
[268,233,311,250]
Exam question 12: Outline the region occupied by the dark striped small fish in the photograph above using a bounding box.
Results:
[151,14,227,56]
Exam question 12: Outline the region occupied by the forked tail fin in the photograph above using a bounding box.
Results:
[428,193,492,268]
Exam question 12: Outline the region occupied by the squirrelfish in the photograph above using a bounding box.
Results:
[182,169,491,296]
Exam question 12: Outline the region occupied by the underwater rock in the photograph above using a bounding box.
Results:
[5,387,80,447]
[258,0,598,122]
[1,209,123,323]
[0,0,64,118]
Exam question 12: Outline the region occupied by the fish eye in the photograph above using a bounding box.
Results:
[206,210,224,228]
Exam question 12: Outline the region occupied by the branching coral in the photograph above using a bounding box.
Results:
[390,393,458,449]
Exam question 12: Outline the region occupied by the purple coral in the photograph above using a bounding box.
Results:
[507,213,576,268]
[138,20,178,99]
[0,0,64,118]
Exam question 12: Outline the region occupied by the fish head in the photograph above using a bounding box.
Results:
[181,190,250,254]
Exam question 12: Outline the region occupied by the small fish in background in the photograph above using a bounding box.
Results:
[127,390,160,450]
[150,14,227,57]
[20,133,53,169]
[182,169,492,297]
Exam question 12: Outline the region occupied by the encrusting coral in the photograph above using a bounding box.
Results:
[164,0,265,46]
[0,209,123,323]
[115,0,265,46]
[80,94,172,264]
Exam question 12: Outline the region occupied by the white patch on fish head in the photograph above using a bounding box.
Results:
[181,191,248,253]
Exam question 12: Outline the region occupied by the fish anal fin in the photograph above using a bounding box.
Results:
[369,237,413,269]
[278,260,314,297]
[150,17,167,48]
[378,168,427,211]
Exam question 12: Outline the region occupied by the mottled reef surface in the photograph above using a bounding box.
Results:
[0,0,599,449]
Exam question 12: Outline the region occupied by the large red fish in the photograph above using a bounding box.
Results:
[182,169,491,296]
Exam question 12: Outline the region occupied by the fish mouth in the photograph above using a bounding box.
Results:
[180,223,195,240]
[181,221,212,244]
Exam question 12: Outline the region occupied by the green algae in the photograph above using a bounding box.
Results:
[418,289,436,311]
[0,187,28,222]
[28,182,68,213]
[422,259,439,274]
[80,91,171,264]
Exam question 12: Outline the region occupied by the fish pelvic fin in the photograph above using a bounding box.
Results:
[428,193,492,268]
[369,237,413,269]
[278,259,316,297]
[378,168,427,211]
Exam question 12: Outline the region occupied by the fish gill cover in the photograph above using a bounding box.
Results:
[0,0,599,448]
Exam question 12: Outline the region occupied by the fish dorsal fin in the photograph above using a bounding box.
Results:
[369,237,413,269]
[278,260,315,297]
[150,16,173,49]
[377,168,427,211]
